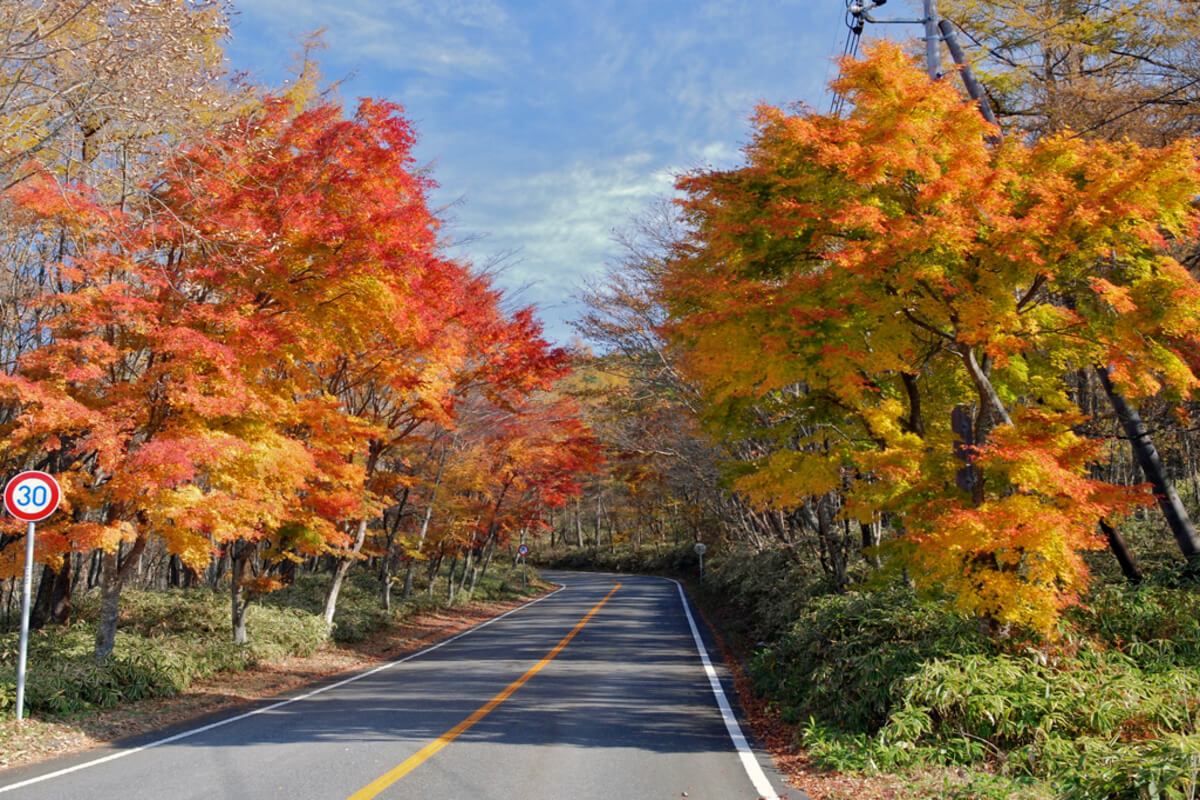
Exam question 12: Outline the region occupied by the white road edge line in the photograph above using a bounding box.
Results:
[669,577,779,800]
[0,583,568,795]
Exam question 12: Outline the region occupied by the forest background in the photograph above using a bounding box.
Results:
[4,2,1200,799]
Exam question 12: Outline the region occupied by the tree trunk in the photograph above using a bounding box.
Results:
[230,542,251,646]
[457,548,474,598]
[87,548,103,590]
[960,348,1014,507]
[818,494,847,590]
[403,453,445,600]
[380,514,397,615]
[70,552,86,602]
[403,498,437,601]
[426,552,443,599]
[574,498,584,547]
[1099,517,1143,584]
[379,491,409,615]
[401,558,417,602]
[445,555,459,604]
[901,371,926,436]
[467,564,481,599]
[380,554,392,615]
[1187,434,1200,503]
[479,534,498,578]
[30,562,71,629]
[593,495,602,549]
[169,554,200,589]
[94,552,118,659]
[209,549,227,591]
[94,535,146,662]
[324,519,369,626]
[1097,366,1200,561]
[860,519,882,569]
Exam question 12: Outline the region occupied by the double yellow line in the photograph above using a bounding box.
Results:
[348,583,622,799]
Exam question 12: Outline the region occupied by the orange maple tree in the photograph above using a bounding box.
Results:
[663,42,1200,630]
[0,92,592,652]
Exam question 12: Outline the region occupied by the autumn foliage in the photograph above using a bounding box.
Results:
[662,42,1200,629]
[0,86,598,650]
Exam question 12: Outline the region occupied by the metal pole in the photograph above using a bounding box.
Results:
[923,0,942,79]
[698,552,704,579]
[938,19,998,127]
[15,521,34,722]
[522,556,527,589]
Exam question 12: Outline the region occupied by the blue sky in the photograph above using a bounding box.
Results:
[224,1,857,344]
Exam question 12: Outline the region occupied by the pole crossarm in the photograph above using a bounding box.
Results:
[849,0,960,85]
[847,1,928,26]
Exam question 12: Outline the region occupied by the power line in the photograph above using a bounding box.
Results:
[830,0,865,117]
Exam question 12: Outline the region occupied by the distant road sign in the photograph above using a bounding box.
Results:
[517,544,530,557]
[693,542,707,555]
[7,470,61,722]
[4,471,60,522]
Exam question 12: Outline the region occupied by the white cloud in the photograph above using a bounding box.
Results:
[692,140,740,167]
[235,0,527,80]
[440,153,677,339]
[228,0,852,344]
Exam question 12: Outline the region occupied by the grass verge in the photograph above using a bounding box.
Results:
[0,562,549,770]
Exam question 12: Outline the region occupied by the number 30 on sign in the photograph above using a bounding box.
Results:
[4,471,61,522]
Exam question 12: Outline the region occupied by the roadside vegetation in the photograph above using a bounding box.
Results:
[539,533,1200,799]
[0,560,539,720]
[5,2,1200,799]
[0,0,599,692]
[547,5,1200,798]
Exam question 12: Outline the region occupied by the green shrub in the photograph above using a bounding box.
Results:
[1070,582,1200,665]
[776,577,1200,799]
[752,586,989,732]
[1,655,182,715]
[0,642,196,719]
[537,543,699,576]
[700,547,833,643]
[857,647,1200,799]
[0,587,327,718]
[262,571,384,643]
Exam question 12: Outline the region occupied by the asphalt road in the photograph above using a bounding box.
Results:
[0,571,791,800]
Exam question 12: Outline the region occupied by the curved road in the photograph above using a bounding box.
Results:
[0,572,792,799]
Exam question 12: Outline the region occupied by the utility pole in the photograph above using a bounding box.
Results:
[939,20,998,127]
[922,0,942,79]
[846,1,997,128]
[845,1,942,79]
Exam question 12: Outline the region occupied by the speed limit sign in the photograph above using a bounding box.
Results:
[5,470,61,722]
[4,471,61,522]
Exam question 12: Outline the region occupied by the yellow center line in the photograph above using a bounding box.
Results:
[347,582,622,800]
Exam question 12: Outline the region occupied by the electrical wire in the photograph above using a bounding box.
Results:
[830,0,864,117]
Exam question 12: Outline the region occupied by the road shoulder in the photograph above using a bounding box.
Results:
[0,587,553,774]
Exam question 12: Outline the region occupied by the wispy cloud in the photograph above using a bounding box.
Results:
[439,153,675,338]
[228,0,850,342]
[235,0,527,80]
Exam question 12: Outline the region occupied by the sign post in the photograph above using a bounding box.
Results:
[517,543,530,588]
[4,471,61,722]
[693,542,707,578]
